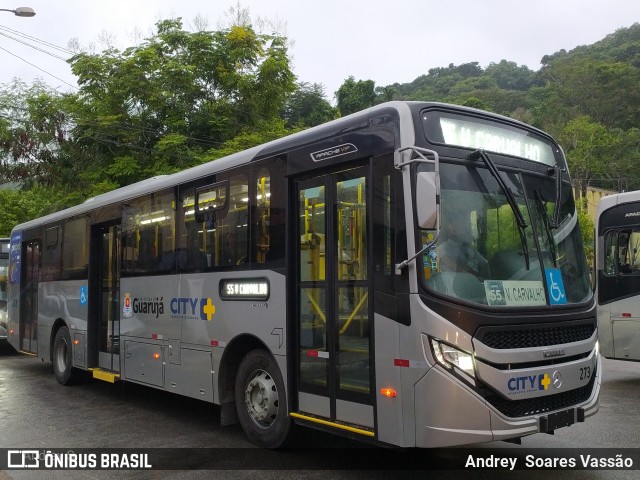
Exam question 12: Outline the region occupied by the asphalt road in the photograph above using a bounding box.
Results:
[1,341,639,480]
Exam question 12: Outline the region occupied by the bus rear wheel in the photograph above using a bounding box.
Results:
[235,349,291,448]
[52,326,82,385]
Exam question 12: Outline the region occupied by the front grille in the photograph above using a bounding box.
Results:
[479,322,595,349]
[484,373,596,418]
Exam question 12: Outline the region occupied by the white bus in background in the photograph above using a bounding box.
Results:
[596,190,640,361]
[7,102,599,448]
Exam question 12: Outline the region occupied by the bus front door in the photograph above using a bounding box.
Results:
[295,165,374,433]
[19,240,40,354]
[92,223,121,372]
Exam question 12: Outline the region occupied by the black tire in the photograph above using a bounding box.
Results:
[235,349,292,448]
[52,326,83,385]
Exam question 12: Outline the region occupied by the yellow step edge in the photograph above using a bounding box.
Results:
[289,412,375,437]
[89,368,120,383]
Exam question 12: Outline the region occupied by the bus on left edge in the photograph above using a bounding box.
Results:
[0,238,9,343]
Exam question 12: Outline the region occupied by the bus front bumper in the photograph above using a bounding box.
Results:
[413,354,601,448]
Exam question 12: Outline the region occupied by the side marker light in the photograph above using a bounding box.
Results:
[380,388,397,397]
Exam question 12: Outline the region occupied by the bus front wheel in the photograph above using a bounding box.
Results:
[52,326,82,385]
[235,349,291,448]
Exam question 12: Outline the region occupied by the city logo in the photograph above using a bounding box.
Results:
[507,373,551,393]
[170,297,216,321]
[200,298,216,321]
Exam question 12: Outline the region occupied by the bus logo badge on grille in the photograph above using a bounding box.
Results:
[552,371,563,389]
[543,349,565,358]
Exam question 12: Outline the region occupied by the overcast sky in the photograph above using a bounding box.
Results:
[1,0,638,100]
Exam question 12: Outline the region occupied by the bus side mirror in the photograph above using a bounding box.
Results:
[416,171,439,229]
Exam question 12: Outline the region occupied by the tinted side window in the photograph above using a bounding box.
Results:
[42,226,62,281]
[121,190,175,276]
[62,217,88,279]
[604,229,640,276]
[253,157,286,268]
[178,171,249,273]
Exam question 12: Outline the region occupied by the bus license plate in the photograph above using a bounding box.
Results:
[540,408,575,432]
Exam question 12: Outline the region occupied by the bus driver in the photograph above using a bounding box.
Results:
[437,220,489,278]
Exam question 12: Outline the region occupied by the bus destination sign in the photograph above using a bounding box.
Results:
[425,112,557,166]
[219,278,270,301]
[440,117,556,165]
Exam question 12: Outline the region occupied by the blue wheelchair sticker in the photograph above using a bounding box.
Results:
[80,286,88,305]
[545,268,567,305]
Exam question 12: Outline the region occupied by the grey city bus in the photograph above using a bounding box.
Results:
[7,101,599,448]
[596,190,640,361]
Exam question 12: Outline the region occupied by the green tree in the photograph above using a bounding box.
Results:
[336,76,376,116]
[538,58,640,130]
[557,116,628,195]
[576,197,595,270]
[0,186,65,235]
[283,82,336,128]
[375,85,397,103]
[485,60,540,91]
[66,18,296,189]
[1,16,298,218]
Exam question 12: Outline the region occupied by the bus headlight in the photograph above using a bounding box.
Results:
[429,338,476,378]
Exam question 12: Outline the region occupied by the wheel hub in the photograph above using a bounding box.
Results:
[244,370,279,428]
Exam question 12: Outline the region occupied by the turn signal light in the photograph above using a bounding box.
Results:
[380,388,397,398]
[153,353,160,359]
[73,339,79,345]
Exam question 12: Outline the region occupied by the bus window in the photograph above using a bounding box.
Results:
[121,190,175,276]
[0,239,7,340]
[221,174,249,266]
[41,226,62,281]
[252,158,286,268]
[617,229,640,274]
[603,230,617,275]
[254,167,271,265]
[179,173,248,272]
[62,217,88,279]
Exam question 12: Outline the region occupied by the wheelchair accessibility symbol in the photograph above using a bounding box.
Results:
[545,268,567,305]
[80,286,88,305]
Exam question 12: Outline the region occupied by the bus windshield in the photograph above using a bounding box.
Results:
[419,161,592,307]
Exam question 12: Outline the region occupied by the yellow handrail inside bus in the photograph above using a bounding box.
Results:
[339,291,368,335]
[304,289,326,323]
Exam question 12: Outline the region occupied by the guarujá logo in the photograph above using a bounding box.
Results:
[132,297,165,319]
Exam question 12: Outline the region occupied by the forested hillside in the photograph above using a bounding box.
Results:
[1,18,640,234]
[379,23,640,196]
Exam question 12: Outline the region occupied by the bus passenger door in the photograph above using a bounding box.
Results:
[19,240,40,354]
[295,165,374,432]
[91,223,121,372]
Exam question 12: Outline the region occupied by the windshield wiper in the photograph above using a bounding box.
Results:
[534,190,558,268]
[550,164,564,229]
[468,149,530,270]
